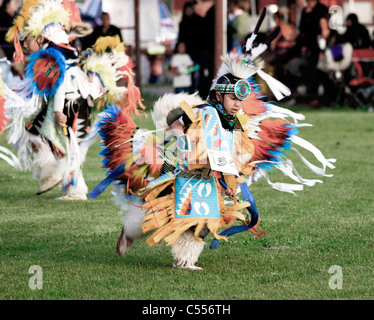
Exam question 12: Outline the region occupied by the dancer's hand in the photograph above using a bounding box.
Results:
[54,111,67,127]
[225,188,234,199]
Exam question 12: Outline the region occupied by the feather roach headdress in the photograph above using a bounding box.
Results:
[21,0,71,44]
[6,0,73,64]
[211,8,291,101]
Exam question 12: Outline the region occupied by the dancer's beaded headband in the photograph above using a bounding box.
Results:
[214,78,251,100]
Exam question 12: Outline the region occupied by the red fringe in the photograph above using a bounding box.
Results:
[243,219,266,238]
[12,30,24,65]
[120,59,146,118]
[71,111,79,134]
[0,98,8,134]
[62,0,82,29]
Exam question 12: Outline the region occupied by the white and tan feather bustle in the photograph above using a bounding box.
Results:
[151,92,205,130]
[82,52,127,103]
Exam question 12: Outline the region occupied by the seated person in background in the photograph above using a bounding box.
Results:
[342,13,371,49]
[268,12,299,96]
[311,15,345,107]
[317,14,342,51]
[270,12,299,65]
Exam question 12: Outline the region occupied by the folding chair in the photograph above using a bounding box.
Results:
[349,48,374,86]
[318,42,362,107]
[343,48,374,107]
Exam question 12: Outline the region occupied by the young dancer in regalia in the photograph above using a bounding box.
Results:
[2,0,145,201]
[6,0,91,199]
[91,9,335,270]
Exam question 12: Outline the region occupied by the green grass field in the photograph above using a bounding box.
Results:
[0,104,373,300]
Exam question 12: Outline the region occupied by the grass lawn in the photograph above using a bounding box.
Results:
[0,100,373,300]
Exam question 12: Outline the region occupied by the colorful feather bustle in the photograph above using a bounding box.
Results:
[99,36,144,116]
[250,119,297,171]
[237,81,335,195]
[25,47,66,98]
[98,105,163,193]
[83,52,125,106]
[237,75,300,172]
[6,0,40,42]
[99,105,137,170]
[258,119,296,146]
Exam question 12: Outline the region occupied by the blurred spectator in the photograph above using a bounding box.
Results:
[310,15,345,106]
[288,0,305,29]
[178,2,202,61]
[298,0,328,100]
[299,0,328,52]
[81,12,122,50]
[227,0,250,51]
[92,12,122,40]
[270,12,298,65]
[178,1,203,92]
[240,0,252,15]
[193,0,215,99]
[342,13,371,49]
[0,0,17,61]
[268,11,299,96]
[193,0,213,18]
[147,48,165,84]
[317,14,341,50]
[170,41,194,93]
